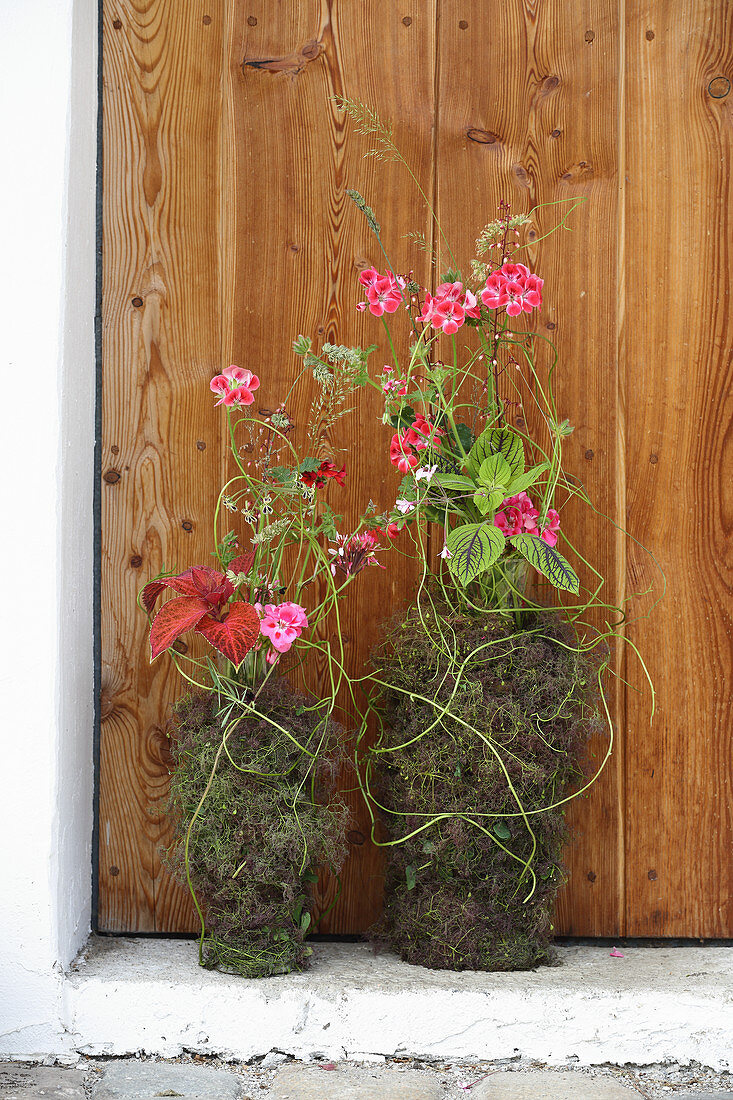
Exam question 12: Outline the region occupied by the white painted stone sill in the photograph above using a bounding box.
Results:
[62,938,733,1071]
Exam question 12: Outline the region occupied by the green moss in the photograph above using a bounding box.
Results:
[163,677,349,978]
[368,602,605,972]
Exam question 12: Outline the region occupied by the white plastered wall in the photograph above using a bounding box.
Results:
[0,0,97,1059]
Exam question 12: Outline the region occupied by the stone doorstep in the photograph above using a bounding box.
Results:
[58,939,733,1071]
[0,1063,87,1099]
[3,1062,733,1100]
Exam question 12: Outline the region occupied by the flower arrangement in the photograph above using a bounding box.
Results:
[141,336,384,976]
[142,98,655,978]
[334,99,655,970]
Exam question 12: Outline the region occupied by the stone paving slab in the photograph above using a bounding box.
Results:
[470,1070,641,1099]
[271,1062,442,1099]
[91,1061,242,1100]
[0,1064,86,1099]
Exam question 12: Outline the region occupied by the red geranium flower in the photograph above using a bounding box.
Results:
[142,554,259,667]
[300,461,347,489]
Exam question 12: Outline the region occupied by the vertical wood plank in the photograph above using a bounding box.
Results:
[623,2,733,936]
[100,0,224,931]
[225,0,436,933]
[435,0,625,935]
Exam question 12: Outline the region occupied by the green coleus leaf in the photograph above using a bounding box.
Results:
[504,462,550,496]
[477,453,513,490]
[431,473,476,493]
[467,426,525,481]
[446,523,505,586]
[473,488,505,516]
[510,534,580,594]
[405,865,417,891]
[492,821,511,841]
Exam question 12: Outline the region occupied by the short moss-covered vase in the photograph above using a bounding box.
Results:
[367,603,604,972]
[164,679,348,978]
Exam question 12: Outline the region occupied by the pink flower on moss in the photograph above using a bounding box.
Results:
[481,262,543,317]
[210,365,260,407]
[494,506,524,537]
[494,492,541,538]
[259,601,308,654]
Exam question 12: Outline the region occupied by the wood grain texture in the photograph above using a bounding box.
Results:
[434,0,625,935]
[623,2,733,936]
[225,0,436,933]
[100,0,733,939]
[100,0,225,931]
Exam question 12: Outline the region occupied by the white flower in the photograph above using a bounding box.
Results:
[395,498,415,514]
[439,544,452,559]
[415,464,437,483]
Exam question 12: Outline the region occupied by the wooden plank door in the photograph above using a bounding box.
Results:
[99,0,733,938]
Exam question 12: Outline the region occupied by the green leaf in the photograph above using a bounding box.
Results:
[431,473,476,493]
[467,426,525,481]
[300,912,312,932]
[510,534,580,594]
[405,865,417,891]
[477,454,513,490]
[298,457,321,473]
[269,466,294,484]
[473,488,505,516]
[505,463,550,496]
[451,421,474,457]
[446,523,505,586]
[492,821,511,841]
[389,405,415,431]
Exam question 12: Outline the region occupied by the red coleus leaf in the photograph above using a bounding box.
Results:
[195,602,262,668]
[141,566,231,614]
[228,551,256,576]
[149,596,211,660]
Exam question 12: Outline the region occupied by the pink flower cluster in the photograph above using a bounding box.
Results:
[389,416,444,474]
[210,365,260,407]
[259,601,308,658]
[481,262,543,317]
[418,281,480,335]
[494,491,561,547]
[357,267,406,316]
[381,365,408,396]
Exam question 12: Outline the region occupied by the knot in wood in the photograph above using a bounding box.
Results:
[103,469,121,485]
[708,77,731,98]
[467,128,499,145]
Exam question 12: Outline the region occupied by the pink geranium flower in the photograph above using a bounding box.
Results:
[259,601,308,654]
[390,416,444,474]
[494,506,524,537]
[381,365,408,396]
[356,268,405,316]
[210,364,260,407]
[390,433,420,474]
[418,282,480,334]
[481,262,543,317]
[540,508,561,546]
